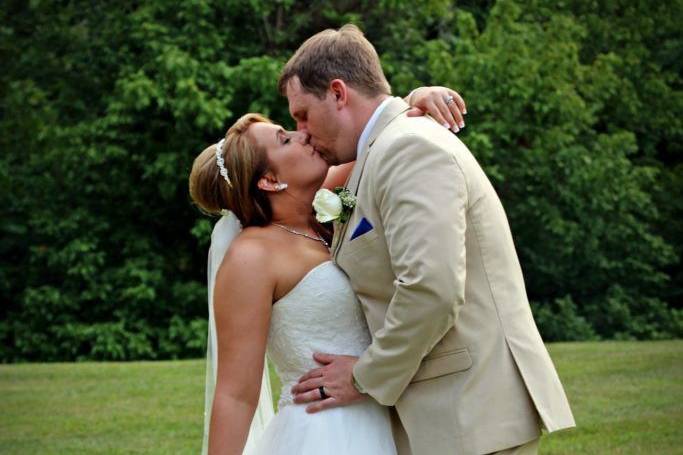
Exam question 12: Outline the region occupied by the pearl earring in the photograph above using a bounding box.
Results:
[275,182,288,191]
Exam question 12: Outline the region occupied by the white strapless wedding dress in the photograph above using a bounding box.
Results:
[245,260,397,455]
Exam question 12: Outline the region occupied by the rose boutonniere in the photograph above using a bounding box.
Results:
[313,187,357,224]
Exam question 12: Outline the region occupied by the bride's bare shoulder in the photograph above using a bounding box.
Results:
[220,226,278,272]
[213,227,278,313]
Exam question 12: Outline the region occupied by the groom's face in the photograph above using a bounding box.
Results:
[285,77,346,166]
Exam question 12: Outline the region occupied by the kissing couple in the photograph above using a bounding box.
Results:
[190,24,575,455]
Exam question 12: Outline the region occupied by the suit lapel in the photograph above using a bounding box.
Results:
[330,149,372,256]
[331,97,410,259]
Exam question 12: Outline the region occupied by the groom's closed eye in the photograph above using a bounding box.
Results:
[291,109,306,123]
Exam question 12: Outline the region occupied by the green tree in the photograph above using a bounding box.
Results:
[1,0,680,362]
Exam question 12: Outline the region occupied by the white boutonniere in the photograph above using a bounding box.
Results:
[313,187,357,223]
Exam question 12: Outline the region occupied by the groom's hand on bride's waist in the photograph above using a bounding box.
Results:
[291,353,366,413]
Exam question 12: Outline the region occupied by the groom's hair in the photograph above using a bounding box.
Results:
[278,24,391,99]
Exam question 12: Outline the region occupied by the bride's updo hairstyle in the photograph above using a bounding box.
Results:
[189,113,274,227]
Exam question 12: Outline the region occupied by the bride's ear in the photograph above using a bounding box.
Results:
[258,172,288,192]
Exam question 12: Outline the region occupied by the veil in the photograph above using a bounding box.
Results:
[201,211,275,455]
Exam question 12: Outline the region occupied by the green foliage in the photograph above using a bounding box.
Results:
[1,0,680,361]
[531,296,598,342]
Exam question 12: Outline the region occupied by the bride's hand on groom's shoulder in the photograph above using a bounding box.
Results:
[291,353,366,413]
[406,86,468,133]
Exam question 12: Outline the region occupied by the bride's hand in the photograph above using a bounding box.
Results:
[405,86,467,133]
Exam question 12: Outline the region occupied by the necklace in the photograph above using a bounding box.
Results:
[272,223,329,248]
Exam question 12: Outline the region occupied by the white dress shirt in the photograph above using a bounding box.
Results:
[356,97,394,160]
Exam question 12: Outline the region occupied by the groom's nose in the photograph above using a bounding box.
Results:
[296,120,307,133]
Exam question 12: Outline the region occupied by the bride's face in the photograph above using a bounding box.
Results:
[248,122,329,190]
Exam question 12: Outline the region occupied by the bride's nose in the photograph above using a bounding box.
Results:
[293,131,310,144]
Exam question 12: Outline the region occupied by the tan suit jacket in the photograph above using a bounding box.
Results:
[332,98,575,454]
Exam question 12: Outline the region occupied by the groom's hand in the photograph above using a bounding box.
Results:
[291,353,365,413]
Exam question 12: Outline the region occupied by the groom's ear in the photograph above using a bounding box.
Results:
[329,79,348,108]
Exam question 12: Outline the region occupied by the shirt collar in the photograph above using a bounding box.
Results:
[356,97,393,159]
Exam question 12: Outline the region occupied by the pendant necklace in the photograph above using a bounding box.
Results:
[272,223,329,248]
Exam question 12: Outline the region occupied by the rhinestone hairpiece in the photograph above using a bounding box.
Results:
[215,139,232,187]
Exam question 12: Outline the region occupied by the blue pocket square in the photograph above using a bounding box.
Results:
[350,217,373,241]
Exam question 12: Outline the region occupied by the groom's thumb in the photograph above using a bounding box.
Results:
[313,352,335,365]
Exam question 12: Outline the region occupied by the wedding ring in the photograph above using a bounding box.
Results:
[319,386,329,399]
[445,95,455,105]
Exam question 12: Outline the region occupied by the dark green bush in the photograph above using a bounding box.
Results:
[1,0,680,361]
[531,296,598,342]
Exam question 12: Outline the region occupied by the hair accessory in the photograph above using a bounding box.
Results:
[215,139,232,187]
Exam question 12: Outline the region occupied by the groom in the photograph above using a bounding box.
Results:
[283,25,575,454]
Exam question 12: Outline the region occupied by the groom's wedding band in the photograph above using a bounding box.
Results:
[445,95,455,105]
[319,386,329,399]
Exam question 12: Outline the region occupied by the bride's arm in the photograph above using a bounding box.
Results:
[321,86,468,190]
[209,238,275,455]
[321,162,355,190]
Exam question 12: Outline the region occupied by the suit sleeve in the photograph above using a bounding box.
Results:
[352,132,468,406]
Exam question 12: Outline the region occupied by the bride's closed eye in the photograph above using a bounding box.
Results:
[277,129,291,145]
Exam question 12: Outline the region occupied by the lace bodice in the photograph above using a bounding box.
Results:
[266,261,372,409]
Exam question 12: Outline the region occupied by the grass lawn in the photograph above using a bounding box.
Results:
[1,340,681,454]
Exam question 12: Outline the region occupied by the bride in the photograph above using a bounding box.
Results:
[189,86,466,455]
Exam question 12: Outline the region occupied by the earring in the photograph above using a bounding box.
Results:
[275,182,288,191]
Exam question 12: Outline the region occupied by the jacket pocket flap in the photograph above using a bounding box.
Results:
[343,229,379,255]
[410,348,472,383]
